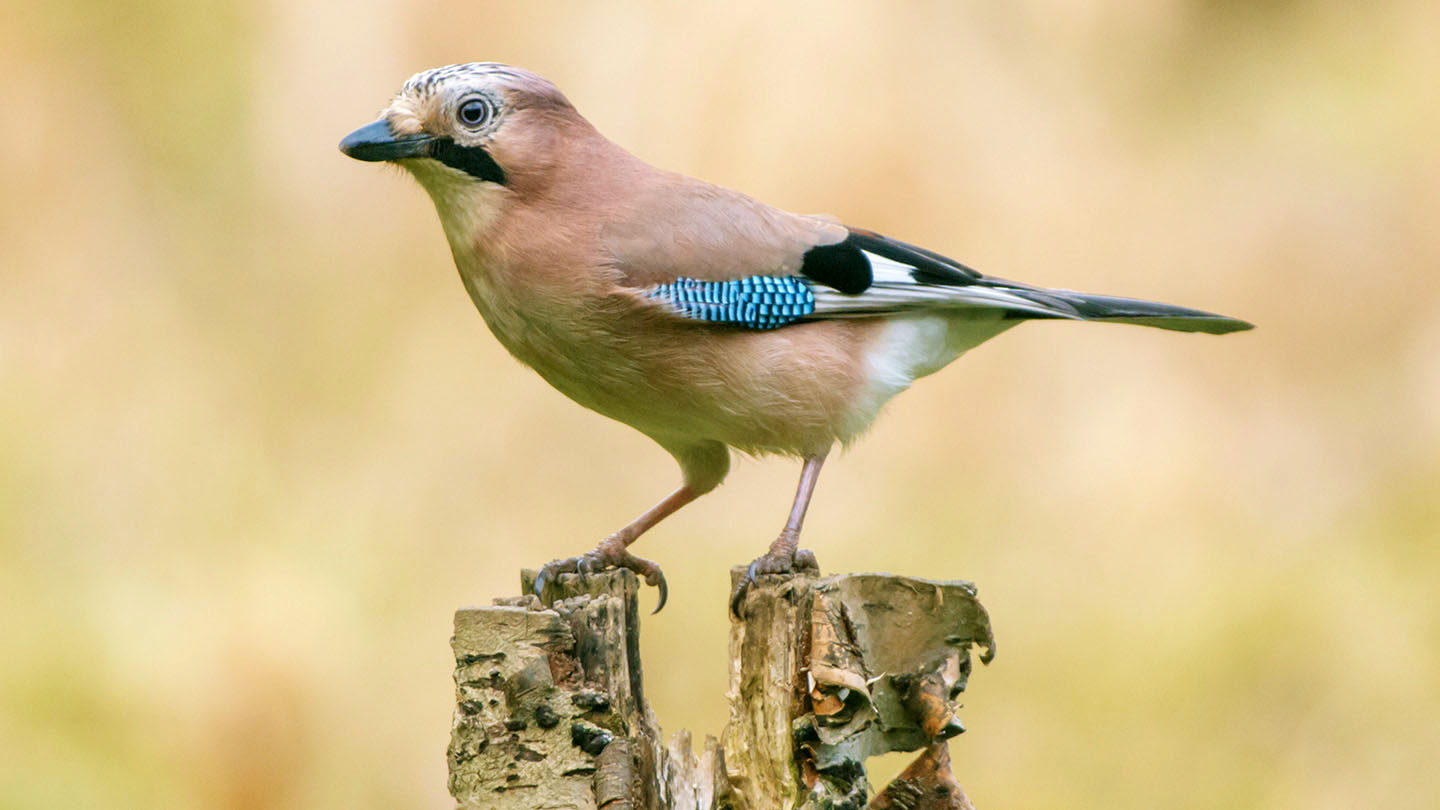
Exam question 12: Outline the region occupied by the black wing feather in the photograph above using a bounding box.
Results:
[798,240,872,294]
[797,228,986,295]
[845,228,982,286]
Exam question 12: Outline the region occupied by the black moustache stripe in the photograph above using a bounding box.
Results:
[429,138,507,185]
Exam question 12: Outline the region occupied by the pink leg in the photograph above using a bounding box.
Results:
[730,452,829,616]
[535,485,699,612]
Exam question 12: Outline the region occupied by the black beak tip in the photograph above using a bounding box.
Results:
[339,119,387,160]
[339,119,431,162]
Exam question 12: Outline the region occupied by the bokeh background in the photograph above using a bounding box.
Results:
[4,1,1438,808]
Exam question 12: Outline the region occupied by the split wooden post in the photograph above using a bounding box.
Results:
[447,568,994,809]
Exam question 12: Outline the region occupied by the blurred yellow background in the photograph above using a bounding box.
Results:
[4,1,1438,808]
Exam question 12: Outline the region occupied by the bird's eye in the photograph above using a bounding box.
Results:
[457,99,492,128]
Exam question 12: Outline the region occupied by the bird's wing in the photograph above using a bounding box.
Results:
[605,181,1249,334]
[605,187,1074,330]
[602,174,849,290]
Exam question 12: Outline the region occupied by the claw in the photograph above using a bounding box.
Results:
[533,555,585,605]
[533,562,562,603]
[651,569,668,614]
[728,561,759,619]
[794,548,819,574]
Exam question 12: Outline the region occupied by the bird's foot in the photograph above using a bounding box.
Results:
[533,536,669,614]
[728,532,820,619]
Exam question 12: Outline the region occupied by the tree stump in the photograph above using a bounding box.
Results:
[447,568,994,810]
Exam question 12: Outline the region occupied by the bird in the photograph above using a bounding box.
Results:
[339,62,1252,616]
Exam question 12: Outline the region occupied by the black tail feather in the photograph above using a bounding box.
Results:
[1001,287,1253,335]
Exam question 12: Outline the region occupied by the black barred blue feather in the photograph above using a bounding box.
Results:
[648,276,817,329]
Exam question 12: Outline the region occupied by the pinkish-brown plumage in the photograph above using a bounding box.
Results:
[340,63,1252,612]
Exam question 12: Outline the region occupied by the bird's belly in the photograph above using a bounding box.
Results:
[481,310,881,456]
[529,333,851,455]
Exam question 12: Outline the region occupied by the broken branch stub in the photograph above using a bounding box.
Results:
[446,568,992,810]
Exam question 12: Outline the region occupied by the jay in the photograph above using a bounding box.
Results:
[340,63,1251,615]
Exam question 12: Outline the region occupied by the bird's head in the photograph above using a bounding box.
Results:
[340,63,583,230]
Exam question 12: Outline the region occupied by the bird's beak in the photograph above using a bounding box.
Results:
[339,119,435,162]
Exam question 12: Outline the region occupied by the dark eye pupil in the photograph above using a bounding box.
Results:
[460,101,487,126]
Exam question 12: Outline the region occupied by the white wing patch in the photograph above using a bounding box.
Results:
[808,251,1082,320]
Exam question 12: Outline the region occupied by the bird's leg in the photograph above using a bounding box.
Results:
[729,452,828,617]
[534,485,698,613]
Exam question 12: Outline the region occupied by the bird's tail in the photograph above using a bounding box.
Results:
[995,285,1254,335]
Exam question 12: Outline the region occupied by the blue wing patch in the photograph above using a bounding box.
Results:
[647,276,817,329]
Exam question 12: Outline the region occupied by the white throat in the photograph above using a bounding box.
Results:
[404,160,510,263]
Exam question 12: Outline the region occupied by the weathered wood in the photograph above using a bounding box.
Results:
[447,568,993,809]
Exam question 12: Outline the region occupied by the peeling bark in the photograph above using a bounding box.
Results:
[447,569,992,810]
